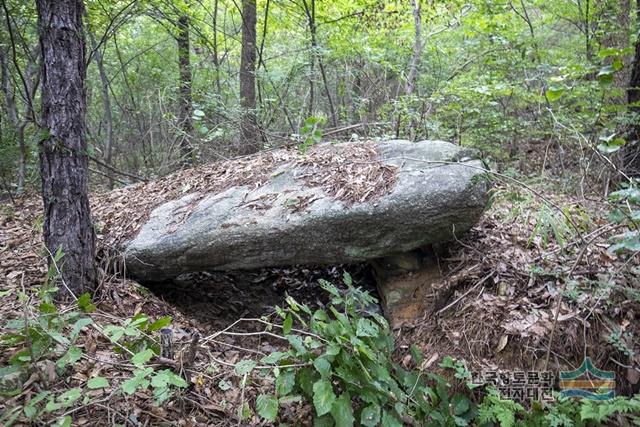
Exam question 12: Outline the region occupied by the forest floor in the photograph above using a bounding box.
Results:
[1,180,639,425]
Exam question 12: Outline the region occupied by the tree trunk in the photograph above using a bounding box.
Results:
[302,0,337,128]
[624,0,640,174]
[239,0,258,154]
[36,0,96,298]
[405,0,422,98]
[88,31,114,188]
[177,13,193,164]
[396,0,423,139]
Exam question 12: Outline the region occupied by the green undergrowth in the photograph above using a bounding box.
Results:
[242,272,640,426]
[0,249,187,426]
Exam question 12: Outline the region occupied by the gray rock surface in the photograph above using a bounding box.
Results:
[124,140,489,281]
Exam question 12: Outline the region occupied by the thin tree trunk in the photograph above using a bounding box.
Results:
[239,0,258,154]
[36,0,96,298]
[405,0,422,97]
[624,0,640,174]
[88,31,114,188]
[212,0,222,103]
[302,0,337,127]
[396,0,423,139]
[177,13,194,164]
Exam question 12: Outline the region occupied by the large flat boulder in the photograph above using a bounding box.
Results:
[123,140,489,281]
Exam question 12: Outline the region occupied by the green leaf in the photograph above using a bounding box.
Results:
[546,86,564,102]
[597,137,626,154]
[77,293,96,313]
[313,357,332,378]
[56,346,82,370]
[151,369,188,388]
[298,367,318,398]
[235,359,257,376]
[356,318,379,337]
[276,369,296,396]
[342,272,353,286]
[218,379,232,391]
[287,335,307,355]
[147,316,172,332]
[53,416,72,427]
[381,410,402,427]
[256,394,279,421]
[410,345,423,364]
[132,348,155,366]
[313,379,336,416]
[283,314,293,335]
[452,394,470,415]
[57,388,82,407]
[122,368,152,394]
[87,376,109,389]
[361,403,381,427]
[330,392,354,427]
[261,351,287,364]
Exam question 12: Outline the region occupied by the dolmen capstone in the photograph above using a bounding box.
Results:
[123,140,489,287]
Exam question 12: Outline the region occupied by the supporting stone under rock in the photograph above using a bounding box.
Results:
[371,248,442,329]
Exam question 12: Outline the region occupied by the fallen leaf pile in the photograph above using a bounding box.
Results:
[396,185,640,395]
[296,142,397,204]
[91,141,397,250]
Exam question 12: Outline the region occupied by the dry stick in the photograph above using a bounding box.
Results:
[236,373,248,427]
[89,154,147,182]
[183,332,200,385]
[543,226,612,371]
[435,270,495,316]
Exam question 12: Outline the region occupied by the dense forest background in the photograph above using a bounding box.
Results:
[1,0,638,193]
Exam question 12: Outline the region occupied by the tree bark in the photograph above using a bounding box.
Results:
[239,0,258,154]
[36,0,96,298]
[177,13,194,164]
[624,0,640,174]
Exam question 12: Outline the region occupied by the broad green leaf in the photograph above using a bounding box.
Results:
[234,359,257,376]
[276,369,296,395]
[287,335,307,355]
[261,351,287,364]
[218,379,232,391]
[546,87,564,102]
[56,346,82,370]
[356,318,379,337]
[53,416,72,427]
[313,357,332,378]
[381,410,403,427]
[283,314,293,335]
[151,369,187,388]
[122,368,152,394]
[147,316,172,332]
[87,376,109,389]
[330,392,354,427]
[132,348,155,366]
[313,379,336,416]
[256,394,279,421]
[597,137,626,154]
[361,403,381,427]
